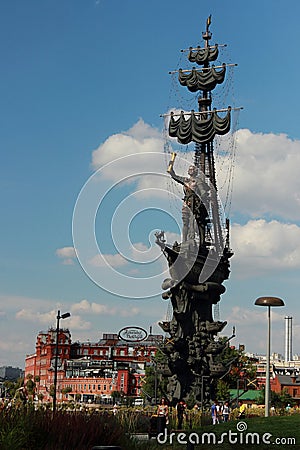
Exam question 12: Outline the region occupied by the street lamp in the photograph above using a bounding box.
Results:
[53,310,71,414]
[254,296,284,417]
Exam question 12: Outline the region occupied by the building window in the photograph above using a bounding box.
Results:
[103,385,106,391]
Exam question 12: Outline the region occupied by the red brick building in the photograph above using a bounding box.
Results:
[272,367,300,405]
[25,329,162,403]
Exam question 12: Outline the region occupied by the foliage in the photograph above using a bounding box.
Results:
[1,403,299,450]
[185,391,197,410]
[111,390,124,399]
[0,406,139,450]
[61,387,72,395]
[26,378,36,395]
[141,349,168,403]
[49,384,55,398]
[220,342,258,389]
[257,386,295,409]
[2,378,24,399]
[142,365,156,400]
[217,379,230,401]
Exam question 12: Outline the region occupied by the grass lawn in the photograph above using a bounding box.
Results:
[134,415,300,449]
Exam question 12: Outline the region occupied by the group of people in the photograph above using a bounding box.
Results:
[211,400,231,425]
[211,399,247,425]
[157,397,247,430]
[157,397,187,430]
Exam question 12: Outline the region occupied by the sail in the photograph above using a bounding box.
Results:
[188,45,219,64]
[168,108,231,144]
[179,65,226,92]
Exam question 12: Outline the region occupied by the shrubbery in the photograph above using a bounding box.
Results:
[0,406,136,450]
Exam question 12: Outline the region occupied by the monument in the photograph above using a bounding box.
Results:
[155,16,240,406]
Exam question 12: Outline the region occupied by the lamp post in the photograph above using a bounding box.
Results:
[53,310,71,414]
[254,296,284,417]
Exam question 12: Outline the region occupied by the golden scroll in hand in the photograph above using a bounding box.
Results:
[167,152,177,173]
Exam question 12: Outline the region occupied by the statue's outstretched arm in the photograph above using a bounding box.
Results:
[167,152,186,185]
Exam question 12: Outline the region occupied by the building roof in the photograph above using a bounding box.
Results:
[276,374,300,386]
[229,389,262,401]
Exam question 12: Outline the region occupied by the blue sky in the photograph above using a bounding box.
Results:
[1,0,300,368]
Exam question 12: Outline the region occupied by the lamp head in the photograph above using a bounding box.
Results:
[255,297,285,307]
[61,312,71,319]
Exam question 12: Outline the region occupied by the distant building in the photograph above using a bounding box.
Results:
[272,367,300,405]
[0,366,24,381]
[25,329,162,404]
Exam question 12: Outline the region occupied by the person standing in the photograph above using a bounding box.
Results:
[222,401,230,422]
[176,399,187,429]
[238,400,247,419]
[157,397,169,433]
[211,400,219,425]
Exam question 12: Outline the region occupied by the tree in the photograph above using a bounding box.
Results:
[140,350,168,403]
[219,342,258,389]
[25,377,36,396]
[111,390,123,400]
[49,384,55,398]
[217,379,230,401]
[257,386,295,409]
[61,387,72,396]
[3,377,24,398]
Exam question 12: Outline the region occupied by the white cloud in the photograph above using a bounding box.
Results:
[16,308,56,324]
[71,299,117,315]
[88,239,169,270]
[70,299,140,318]
[91,122,300,222]
[67,315,91,330]
[86,123,300,284]
[231,219,300,277]
[88,253,127,268]
[0,295,56,312]
[56,246,77,265]
[15,307,91,331]
[229,305,284,325]
[223,306,287,355]
[218,129,300,221]
[92,119,162,170]
[90,119,174,198]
